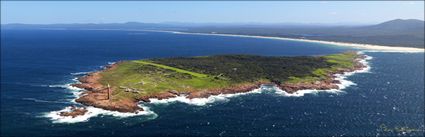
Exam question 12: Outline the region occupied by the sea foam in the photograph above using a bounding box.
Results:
[148,87,272,106]
[47,83,83,96]
[45,53,372,123]
[45,105,156,123]
[45,70,160,124]
[275,52,372,97]
[70,71,92,76]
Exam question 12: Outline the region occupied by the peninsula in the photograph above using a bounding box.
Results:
[61,52,366,117]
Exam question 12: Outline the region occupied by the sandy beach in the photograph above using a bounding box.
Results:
[142,29,424,53]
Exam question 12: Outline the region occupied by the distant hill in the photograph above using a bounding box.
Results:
[348,19,424,36]
[184,19,425,48]
[2,19,424,48]
[369,19,424,31]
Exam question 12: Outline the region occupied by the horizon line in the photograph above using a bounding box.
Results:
[2,18,424,26]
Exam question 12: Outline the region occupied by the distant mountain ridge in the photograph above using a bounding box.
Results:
[2,19,424,48]
[360,19,424,35]
[372,19,424,29]
[184,19,425,48]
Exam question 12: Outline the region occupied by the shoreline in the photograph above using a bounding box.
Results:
[140,29,424,53]
[276,54,372,97]
[71,62,145,113]
[279,53,368,93]
[51,52,370,121]
[33,28,425,52]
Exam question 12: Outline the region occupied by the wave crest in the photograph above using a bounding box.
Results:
[45,53,372,123]
[148,87,271,106]
[70,71,91,75]
[275,53,372,97]
[45,105,157,124]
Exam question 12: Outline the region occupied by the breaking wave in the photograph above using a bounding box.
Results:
[148,86,274,106]
[44,70,160,124]
[70,71,91,76]
[44,54,372,123]
[275,53,372,97]
[47,84,83,91]
[45,105,157,123]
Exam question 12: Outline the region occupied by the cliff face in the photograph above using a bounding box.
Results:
[73,70,268,112]
[138,82,267,102]
[280,70,354,93]
[186,82,266,99]
[62,52,366,114]
[281,56,366,93]
[71,63,144,113]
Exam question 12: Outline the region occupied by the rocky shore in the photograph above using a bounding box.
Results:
[68,62,272,114]
[61,53,367,116]
[59,106,88,118]
[71,63,143,113]
[280,54,367,93]
[139,81,269,102]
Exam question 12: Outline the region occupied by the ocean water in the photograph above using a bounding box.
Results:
[1,29,423,136]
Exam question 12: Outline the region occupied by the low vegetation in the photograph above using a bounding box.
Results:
[97,52,360,100]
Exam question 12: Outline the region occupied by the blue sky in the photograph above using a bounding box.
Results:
[1,1,424,24]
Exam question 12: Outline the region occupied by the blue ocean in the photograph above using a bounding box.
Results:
[1,29,423,136]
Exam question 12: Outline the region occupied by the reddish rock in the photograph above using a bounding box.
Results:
[186,82,264,99]
[153,92,178,100]
[71,62,144,113]
[168,90,180,95]
[332,80,341,84]
[280,54,366,93]
[59,106,88,118]
[139,97,151,102]
[71,83,94,90]
[70,54,366,112]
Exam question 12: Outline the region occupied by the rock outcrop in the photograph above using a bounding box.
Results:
[280,54,366,93]
[71,63,144,113]
[59,106,88,118]
[67,53,367,113]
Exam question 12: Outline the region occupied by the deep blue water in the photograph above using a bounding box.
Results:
[1,29,424,136]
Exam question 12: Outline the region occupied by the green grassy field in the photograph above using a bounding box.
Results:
[97,52,360,100]
[133,60,208,78]
[286,52,359,83]
[99,61,231,100]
